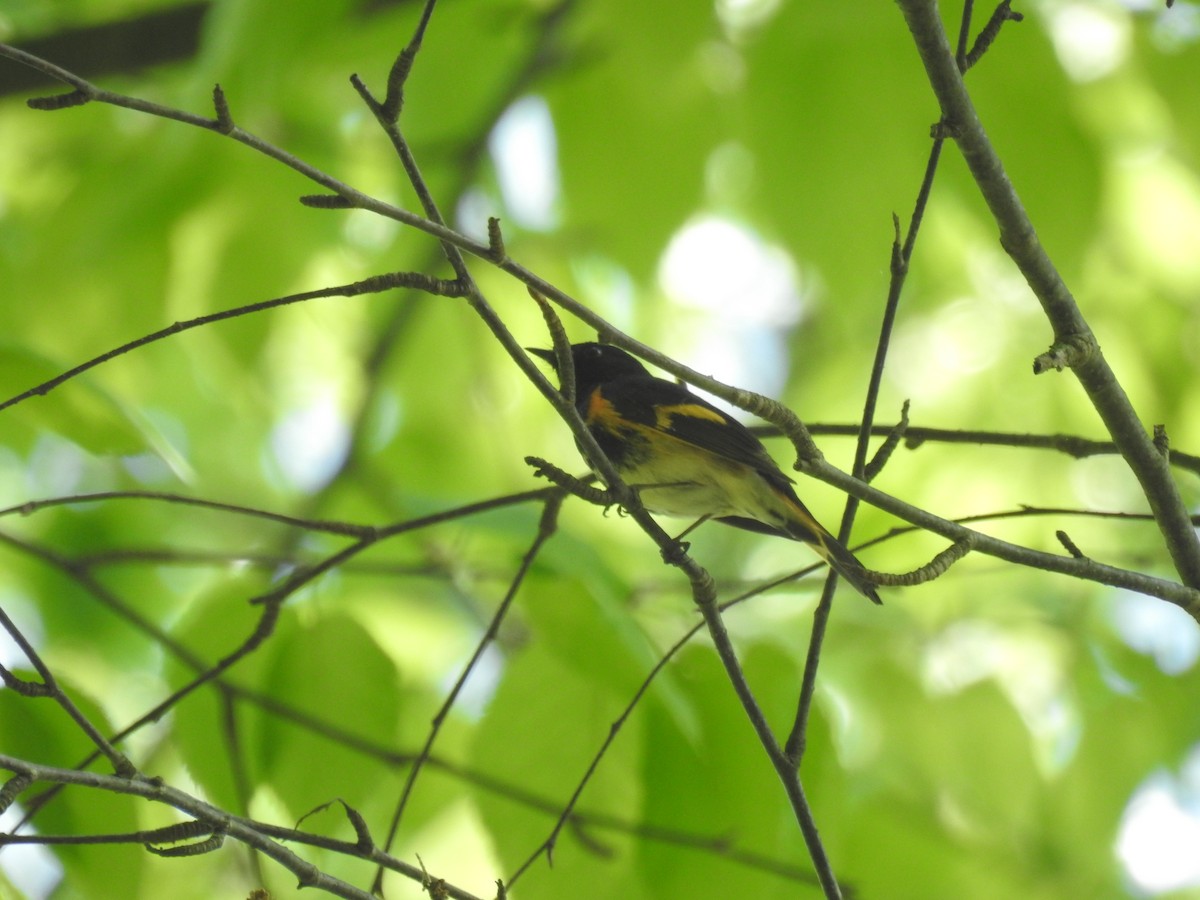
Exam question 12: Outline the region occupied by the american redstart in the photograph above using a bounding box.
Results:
[530,342,881,604]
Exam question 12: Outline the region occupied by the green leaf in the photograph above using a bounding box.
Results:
[0,671,142,900]
[0,343,148,455]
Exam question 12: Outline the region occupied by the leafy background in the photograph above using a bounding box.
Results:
[1,0,1200,898]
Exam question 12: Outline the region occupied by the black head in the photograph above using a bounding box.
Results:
[528,342,650,397]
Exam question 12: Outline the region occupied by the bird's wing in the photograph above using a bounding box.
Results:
[601,375,794,488]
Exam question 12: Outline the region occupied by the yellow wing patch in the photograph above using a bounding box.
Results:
[653,402,727,431]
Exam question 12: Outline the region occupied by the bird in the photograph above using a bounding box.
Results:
[530,342,881,603]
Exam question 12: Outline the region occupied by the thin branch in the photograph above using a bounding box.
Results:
[894,0,1200,590]
[0,490,377,537]
[777,422,1200,476]
[0,38,831,474]
[0,755,392,900]
[0,272,462,416]
[179,675,824,887]
[1057,530,1086,559]
[0,819,213,848]
[530,287,577,406]
[689,574,846,897]
[378,494,564,852]
[963,1,1024,71]
[215,687,264,883]
[0,605,134,776]
[954,0,976,72]
[504,318,845,889]
[233,688,823,887]
[6,18,1194,900]
[802,457,1200,616]
[289,0,579,546]
[350,10,471,286]
[1,39,499,248]
[787,36,952,762]
[0,488,555,833]
[868,537,974,586]
[373,0,439,121]
[510,493,1196,890]
[506,300,844,889]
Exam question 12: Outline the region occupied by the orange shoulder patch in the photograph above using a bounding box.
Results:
[585,387,622,427]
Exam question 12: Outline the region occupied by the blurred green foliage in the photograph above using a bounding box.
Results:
[1,1,1199,898]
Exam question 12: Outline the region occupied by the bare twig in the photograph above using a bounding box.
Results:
[0,272,463,416]
[0,606,134,776]
[755,422,1200,477]
[963,1,1024,71]
[0,488,555,835]
[0,755,406,900]
[379,494,564,853]
[379,0,439,122]
[895,0,1200,589]
[868,537,974,586]
[802,457,1200,617]
[0,490,377,537]
[3,8,1195,899]
[529,287,577,406]
[785,6,957,761]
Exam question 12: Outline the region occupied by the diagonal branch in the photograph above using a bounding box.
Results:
[0,272,463,415]
[894,0,1200,590]
[0,607,134,777]
[803,457,1200,617]
[378,493,565,854]
[0,755,400,900]
[781,423,1200,477]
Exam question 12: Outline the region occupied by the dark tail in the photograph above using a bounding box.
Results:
[718,512,882,604]
[810,530,882,605]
